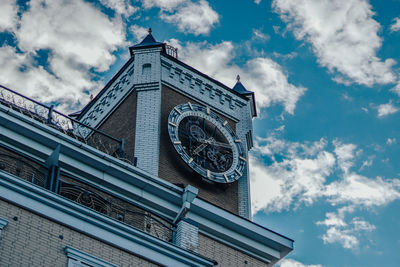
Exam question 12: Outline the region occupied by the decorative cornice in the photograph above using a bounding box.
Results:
[80,63,135,129]
[161,56,248,120]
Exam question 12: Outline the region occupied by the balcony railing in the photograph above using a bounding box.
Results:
[0,150,173,242]
[0,84,131,164]
[165,44,178,59]
[59,180,173,242]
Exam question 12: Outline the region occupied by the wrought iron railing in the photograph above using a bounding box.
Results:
[0,84,130,163]
[0,151,173,242]
[165,44,178,59]
[59,180,173,242]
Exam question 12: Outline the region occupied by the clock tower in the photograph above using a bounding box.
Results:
[77,30,256,219]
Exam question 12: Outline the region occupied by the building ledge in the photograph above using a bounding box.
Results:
[0,104,293,264]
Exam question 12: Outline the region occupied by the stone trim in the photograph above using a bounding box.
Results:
[161,56,247,120]
[175,219,199,252]
[79,63,135,130]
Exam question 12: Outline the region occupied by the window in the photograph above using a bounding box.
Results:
[142,63,151,75]
[65,246,118,267]
[0,217,8,236]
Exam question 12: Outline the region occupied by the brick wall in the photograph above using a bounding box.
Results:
[158,85,239,215]
[96,91,138,163]
[198,233,270,267]
[0,199,158,267]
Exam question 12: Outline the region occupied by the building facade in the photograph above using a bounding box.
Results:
[0,31,293,266]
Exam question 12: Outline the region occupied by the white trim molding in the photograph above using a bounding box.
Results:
[65,246,118,267]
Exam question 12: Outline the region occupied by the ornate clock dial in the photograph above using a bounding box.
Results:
[168,103,246,184]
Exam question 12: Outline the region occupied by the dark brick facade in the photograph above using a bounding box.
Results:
[158,85,239,215]
[96,91,138,162]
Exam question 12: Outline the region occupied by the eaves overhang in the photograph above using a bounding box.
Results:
[188,199,293,264]
[0,170,216,267]
[0,104,293,264]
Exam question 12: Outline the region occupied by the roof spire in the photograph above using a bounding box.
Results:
[130,28,163,50]
[236,74,240,82]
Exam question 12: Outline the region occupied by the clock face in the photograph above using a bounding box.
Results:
[167,103,246,184]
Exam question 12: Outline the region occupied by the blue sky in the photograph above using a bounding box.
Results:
[1,0,400,266]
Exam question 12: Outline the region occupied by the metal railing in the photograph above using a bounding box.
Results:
[165,44,178,59]
[59,180,173,242]
[0,152,173,242]
[0,84,130,163]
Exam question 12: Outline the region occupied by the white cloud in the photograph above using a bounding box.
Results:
[273,0,397,86]
[359,157,373,170]
[333,140,357,174]
[0,0,17,31]
[278,259,323,267]
[390,17,400,32]
[316,211,347,227]
[321,226,360,249]
[0,0,126,111]
[377,102,399,117]
[250,138,335,213]
[130,25,149,42]
[142,0,185,11]
[252,137,400,249]
[99,0,138,16]
[143,0,219,35]
[391,83,400,96]
[317,208,376,249]
[324,173,400,207]
[252,29,269,41]
[175,40,306,114]
[160,0,219,36]
[387,138,397,145]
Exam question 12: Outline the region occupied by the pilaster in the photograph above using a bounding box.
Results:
[174,218,199,252]
[132,47,162,175]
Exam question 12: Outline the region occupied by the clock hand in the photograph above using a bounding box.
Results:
[192,137,214,155]
[210,141,232,149]
[192,143,207,155]
[196,138,231,149]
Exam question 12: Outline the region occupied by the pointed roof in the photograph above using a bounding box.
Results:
[132,28,163,48]
[232,75,257,117]
[232,75,253,95]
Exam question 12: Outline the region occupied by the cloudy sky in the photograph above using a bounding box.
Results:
[1,0,400,266]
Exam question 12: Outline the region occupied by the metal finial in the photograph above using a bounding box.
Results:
[148,28,152,34]
[236,75,240,82]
